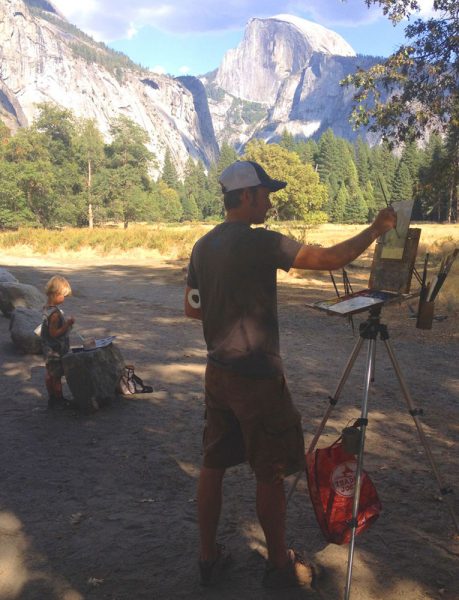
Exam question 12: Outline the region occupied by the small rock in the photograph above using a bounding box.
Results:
[0,282,45,317]
[9,307,43,354]
[62,343,125,412]
[0,268,18,283]
[70,512,85,525]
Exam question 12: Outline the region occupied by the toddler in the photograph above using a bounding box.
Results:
[41,275,75,409]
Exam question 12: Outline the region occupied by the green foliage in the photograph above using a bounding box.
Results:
[206,143,239,218]
[0,121,11,145]
[32,103,76,166]
[0,104,455,226]
[229,98,267,126]
[345,0,458,221]
[0,162,34,228]
[346,1,458,141]
[331,184,348,223]
[31,8,144,75]
[181,194,200,221]
[160,149,180,191]
[243,140,328,220]
[392,163,414,201]
[344,188,368,223]
[206,84,226,102]
[153,181,183,222]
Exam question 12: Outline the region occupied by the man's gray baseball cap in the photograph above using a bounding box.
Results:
[219,160,287,193]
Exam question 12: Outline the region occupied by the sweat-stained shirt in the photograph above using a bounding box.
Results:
[187,222,301,378]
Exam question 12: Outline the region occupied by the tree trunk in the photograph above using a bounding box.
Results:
[447,185,453,223]
[87,159,94,229]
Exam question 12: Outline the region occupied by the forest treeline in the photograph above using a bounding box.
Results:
[0,103,456,229]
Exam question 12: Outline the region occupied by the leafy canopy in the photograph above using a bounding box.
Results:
[344,0,458,142]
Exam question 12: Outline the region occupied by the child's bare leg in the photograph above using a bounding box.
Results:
[45,365,64,407]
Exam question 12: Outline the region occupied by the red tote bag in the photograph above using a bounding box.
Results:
[305,436,382,545]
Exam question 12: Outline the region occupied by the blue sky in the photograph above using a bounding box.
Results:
[51,0,433,76]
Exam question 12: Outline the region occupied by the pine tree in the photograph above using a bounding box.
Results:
[443,99,459,222]
[331,184,348,223]
[206,142,238,218]
[363,181,377,221]
[295,139,318,166]
[316,129,337,184]
[218,142,238,172]
[371,142,397,205]
[0,120,10,146]
[392,163,414,202]
[74,118,105,227]
[344,188,368,224]
[154,181,183,221]
[279,130,296,152]
[181,193,200,221]
[161,149,180,191]
[105,116,155,228]
[355,137,371,187]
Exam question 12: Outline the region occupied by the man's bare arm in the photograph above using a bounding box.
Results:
[292,207,396,271]
[184,285,202,320]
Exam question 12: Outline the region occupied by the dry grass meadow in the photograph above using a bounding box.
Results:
[0,221,458,600]
[2,221,457,309]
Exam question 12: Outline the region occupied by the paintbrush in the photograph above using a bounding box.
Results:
[420,253,429,302]
[427,249,458,301]
[329,271,341,297]
[377,175,401,238]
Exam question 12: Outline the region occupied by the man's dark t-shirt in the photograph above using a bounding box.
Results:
[187,222,301,378]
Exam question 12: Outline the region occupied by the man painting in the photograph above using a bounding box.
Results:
[185,160,396,588]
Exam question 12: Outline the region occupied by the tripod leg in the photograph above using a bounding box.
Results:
[286,336,365,504]
[383,339,459,534]
[370,341,376,383]
[344,338,375,600]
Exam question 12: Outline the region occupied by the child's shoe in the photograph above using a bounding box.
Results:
[48,395,73,410]
[199,544,232,586]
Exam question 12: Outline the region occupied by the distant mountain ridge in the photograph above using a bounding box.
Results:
[0,0,219,174]
[203,15,382,148]
[1,4,384,172]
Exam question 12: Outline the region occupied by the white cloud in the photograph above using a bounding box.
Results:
[49,0,428,41]
[178,65,191,74]
[151,65,166,74]
[417,0,436,17]
[126,23,138,39]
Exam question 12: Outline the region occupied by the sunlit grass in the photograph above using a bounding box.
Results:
[0,224,212,259]
[1,222,458,309]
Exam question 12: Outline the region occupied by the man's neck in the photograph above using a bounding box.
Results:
[225,209,252,225]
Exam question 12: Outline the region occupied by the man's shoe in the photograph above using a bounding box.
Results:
[199,544,232,586]
[48,396,75,410]
[262,549,316,589]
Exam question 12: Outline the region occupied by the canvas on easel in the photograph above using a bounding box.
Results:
[369,227,420,294]
[308,200,421,316]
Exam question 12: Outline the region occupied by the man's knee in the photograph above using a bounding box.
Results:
[199,466,226,485]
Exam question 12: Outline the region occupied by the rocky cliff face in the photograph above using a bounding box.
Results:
[0,0,219,174]
[205,15,380,147]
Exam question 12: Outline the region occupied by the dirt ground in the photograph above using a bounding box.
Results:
[0,251,458,600]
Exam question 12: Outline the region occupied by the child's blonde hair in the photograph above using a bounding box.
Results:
[45,275,72,298]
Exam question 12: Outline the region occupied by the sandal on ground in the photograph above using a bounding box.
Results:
[199,544,232,586]
[262,549,317,589]
[132,373,153,394]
